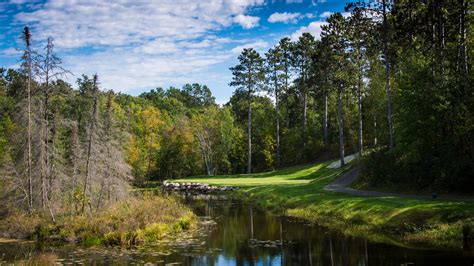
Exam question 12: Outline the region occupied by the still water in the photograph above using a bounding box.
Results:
[0,195,473,265]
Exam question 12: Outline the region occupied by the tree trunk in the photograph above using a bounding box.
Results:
[303,90,307,150]
[70,121,79,215]
[40,112,46,209]
[197,133,212,176]
[82,75,99,213]
[24,27,33,212]
[275,81,280,168]
[382,0,395,149]
[323,93,329,149]
[357,74,363,156]
[337,86,345,167]
[302,69,308,150]
[247,88,252,174]
[41,53,51,210]
[374,115,378,146]
[458,0,468,74]
[285,58,290,128]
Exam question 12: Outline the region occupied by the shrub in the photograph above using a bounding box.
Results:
[0,211,42,239]
[360,148,399,187]
[0,194,196,246]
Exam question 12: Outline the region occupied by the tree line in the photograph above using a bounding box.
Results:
[0,0,472,217]
[229,0,473,191]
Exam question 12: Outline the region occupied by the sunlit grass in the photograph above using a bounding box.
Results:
[176,159,474,248]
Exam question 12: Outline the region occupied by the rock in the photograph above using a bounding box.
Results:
[161,181,237,194]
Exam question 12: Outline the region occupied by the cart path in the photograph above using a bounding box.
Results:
[324,167,474,202]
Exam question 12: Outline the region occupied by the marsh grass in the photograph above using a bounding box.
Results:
[0,194,196,246]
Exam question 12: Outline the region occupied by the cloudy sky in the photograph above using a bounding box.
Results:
[0,0,347,103]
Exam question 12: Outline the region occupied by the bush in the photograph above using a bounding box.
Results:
[360,147,474,193]
[0,194,196,246]
[0,211,43,239]
[360,148,399,187]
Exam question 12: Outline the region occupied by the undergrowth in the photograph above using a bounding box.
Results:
[0,194,196,246]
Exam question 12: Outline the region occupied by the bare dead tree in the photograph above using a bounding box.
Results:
[21,26,34,212]
[35,38,70,218]
[82,74,99,214]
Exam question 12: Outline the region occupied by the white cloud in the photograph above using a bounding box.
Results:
[9,0,30,4]
[134,38,179,54]
[268,12,301,23]
[1,47,22,56]
[231,40,268,54]
[320,11,333,18]
[63,47,234,94]
[11,0,265,94]
[234,14,260,29]
[320,11,351,19]
[14,1,265,48]
[342,12,351,18]
[291,11,353,42]
[290,21,327,41]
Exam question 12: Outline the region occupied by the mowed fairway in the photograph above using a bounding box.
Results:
[174,159,473,208]
[176,162,346,189]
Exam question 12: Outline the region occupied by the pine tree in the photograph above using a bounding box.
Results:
[346,6,374,156]
[230,48,265,173]
[265,47,285,168]
[322,13,352,166]
[292,33,316,151]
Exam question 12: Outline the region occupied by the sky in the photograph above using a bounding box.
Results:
[0,0,348,104]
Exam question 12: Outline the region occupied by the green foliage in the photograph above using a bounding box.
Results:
[359,0,474,193]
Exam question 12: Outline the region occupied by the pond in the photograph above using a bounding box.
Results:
[1,195,473,265]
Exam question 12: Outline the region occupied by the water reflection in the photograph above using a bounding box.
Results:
[181,195,473,266]
[0,194,473,265]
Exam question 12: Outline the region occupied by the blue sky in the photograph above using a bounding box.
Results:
[0,0,347,103]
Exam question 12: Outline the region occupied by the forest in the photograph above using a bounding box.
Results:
[0,0,473,262]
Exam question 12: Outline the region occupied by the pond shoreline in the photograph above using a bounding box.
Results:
[174,161,474,250]
[1,194,473,265]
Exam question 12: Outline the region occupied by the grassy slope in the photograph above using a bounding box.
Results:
[176,160,474,248]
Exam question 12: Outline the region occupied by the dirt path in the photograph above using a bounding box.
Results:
[324,167,474,203]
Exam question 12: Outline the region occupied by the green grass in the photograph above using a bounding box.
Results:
[175,160,474,248]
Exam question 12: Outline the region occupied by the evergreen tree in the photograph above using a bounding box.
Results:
[230,48,265,173]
